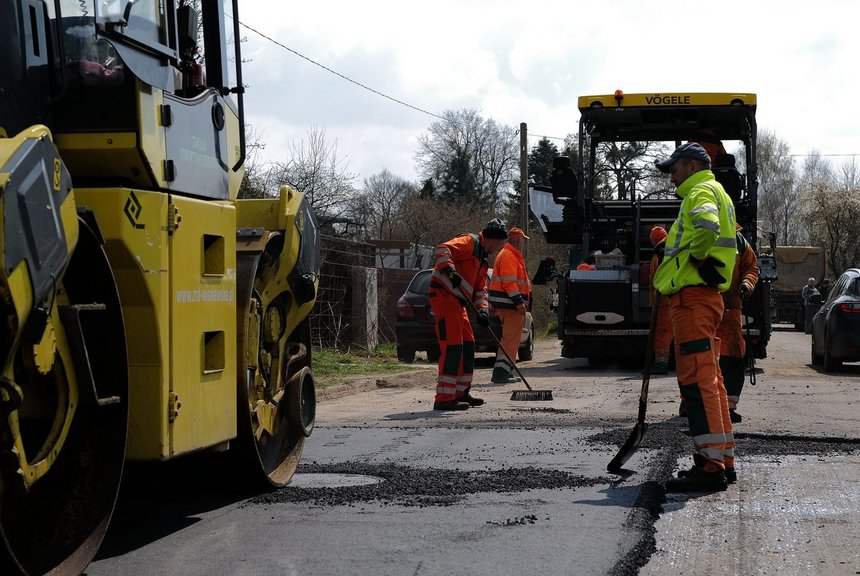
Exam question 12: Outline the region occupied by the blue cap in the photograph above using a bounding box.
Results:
[655,142,711,173]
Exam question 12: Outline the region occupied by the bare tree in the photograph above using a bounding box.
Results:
[757,129,801,245]
[797,150,833,244]
[415,109,518,211]
[395,193,495,251]
[803,180,860,274]
[265,127,358,230]
[348,169,417,240]
[237,124,271,199]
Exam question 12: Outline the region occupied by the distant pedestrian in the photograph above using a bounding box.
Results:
[429,219,508,410]
[802,277,819,304]
[488,227,531,383]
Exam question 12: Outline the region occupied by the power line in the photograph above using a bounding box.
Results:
[238,19,571,141]
[238,20,446,121]
[238,21,860,159]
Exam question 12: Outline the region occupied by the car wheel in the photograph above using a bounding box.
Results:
[427,346,441,363]
[518,329,534,361]
[397,345,415,364]
[823,331,841,373]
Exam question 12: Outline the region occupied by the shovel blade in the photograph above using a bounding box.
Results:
[607,421,648,473]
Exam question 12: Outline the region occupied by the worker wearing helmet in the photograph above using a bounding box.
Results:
[653,142,738,492]
[649,225,673,375]
[488,227,531,383]
[429,219,508,410]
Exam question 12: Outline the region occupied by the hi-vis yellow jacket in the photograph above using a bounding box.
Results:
[653,170,737,295]
[489,242,530,309]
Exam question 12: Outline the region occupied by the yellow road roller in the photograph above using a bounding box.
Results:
[0,1,320,573]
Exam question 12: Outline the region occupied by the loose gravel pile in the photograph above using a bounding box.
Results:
[252,462,608,507]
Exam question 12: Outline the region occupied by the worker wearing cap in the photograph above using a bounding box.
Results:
[653,142,738,492]
[488,227,531,383]
[429,219,508,410]
[649,225,673,375]
[717,228,760,423]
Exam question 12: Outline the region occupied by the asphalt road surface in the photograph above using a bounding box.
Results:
[87,327,859,576]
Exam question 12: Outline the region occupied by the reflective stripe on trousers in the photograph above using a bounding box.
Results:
[430,291,474,402]
[671,286,735,470]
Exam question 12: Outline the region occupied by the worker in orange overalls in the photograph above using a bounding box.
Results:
[429,219,508,411]
[689,127,727,165]
[488,227,531,383]
[653,142,737,492]
[649,225,673,376]
[716,228,760,423]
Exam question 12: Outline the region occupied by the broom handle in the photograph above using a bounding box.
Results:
[458,286,533,391]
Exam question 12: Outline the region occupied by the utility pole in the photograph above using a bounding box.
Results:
[520,122,528,261]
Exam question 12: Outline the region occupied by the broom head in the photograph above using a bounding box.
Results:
[510,390,554,401]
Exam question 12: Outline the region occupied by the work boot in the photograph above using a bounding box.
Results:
[665,467,728,492]
[652,360,668,375]
[678,463,737,484]
[462,387,485,407]
[463,393,485,407]
[730,408,742,423]
[433,400,469,411]
[678,399,687,417]
[491,367,519,384]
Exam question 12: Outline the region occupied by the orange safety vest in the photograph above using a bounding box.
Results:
[488,243,530,309]
[430,232,490,312]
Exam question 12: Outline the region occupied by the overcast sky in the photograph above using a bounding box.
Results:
[237,1,859,187]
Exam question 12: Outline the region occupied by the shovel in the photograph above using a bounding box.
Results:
[607,295,661,473]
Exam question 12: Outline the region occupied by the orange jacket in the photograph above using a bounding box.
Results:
[722,232,760,310]
[430,232,490,311]
[489,243,530,309]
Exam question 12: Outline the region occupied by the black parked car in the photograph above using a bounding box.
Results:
[811,268,860,372]
[394,268,534,364]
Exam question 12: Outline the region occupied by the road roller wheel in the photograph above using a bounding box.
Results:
[236,244,315,489]
[0,220,128,576]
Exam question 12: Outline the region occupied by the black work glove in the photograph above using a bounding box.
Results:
[739,281,754,298]
[690,255,726,287]
[476,309,490,327]
[445,268,462,289]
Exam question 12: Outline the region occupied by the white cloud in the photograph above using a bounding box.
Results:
[240,0,860,186]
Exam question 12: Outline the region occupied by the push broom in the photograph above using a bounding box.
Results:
[460,287,553,401]
[607,296,660,472]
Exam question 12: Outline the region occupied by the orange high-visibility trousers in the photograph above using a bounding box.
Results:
[653,294,673,364]
[429,291,475,403]
[670,286,734,471]
[717,307,745,411]
[493,308,525,376]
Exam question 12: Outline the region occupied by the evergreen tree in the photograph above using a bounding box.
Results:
[528,137,559,186]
